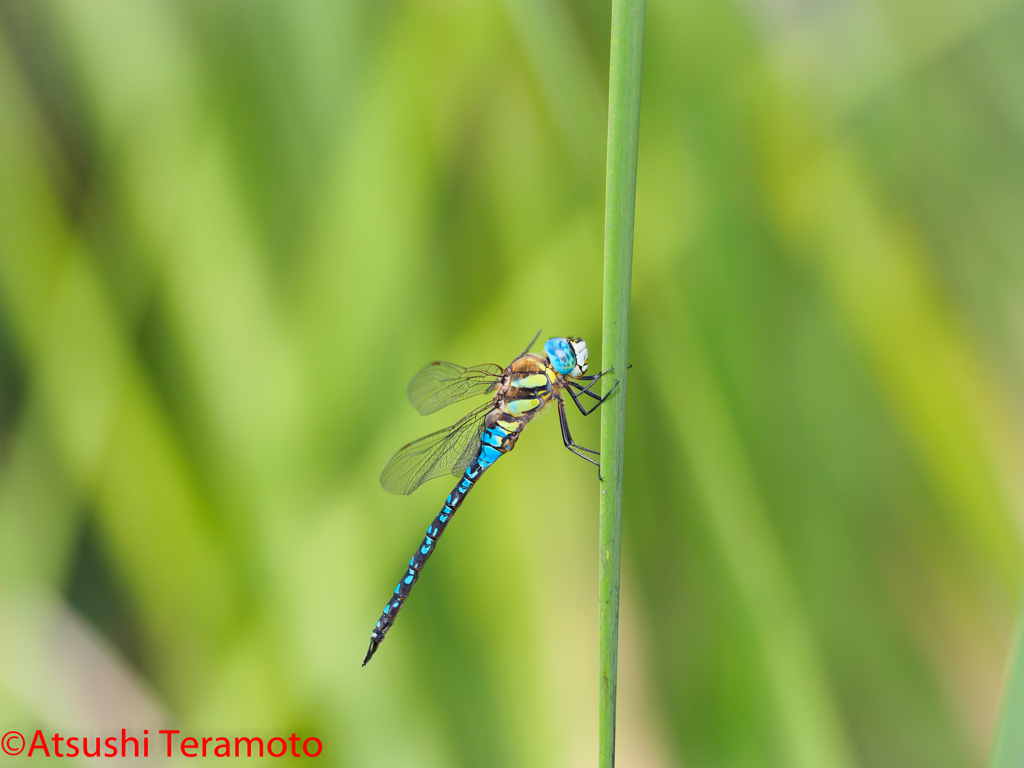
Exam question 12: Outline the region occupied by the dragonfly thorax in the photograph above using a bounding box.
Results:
[491,338,593,425]
[493,354,557,419]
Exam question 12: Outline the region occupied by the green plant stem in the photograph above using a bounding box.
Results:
[599,0,646,766]
[989,585,1024,768]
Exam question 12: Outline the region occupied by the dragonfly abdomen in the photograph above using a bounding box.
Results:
[362,423,514,666]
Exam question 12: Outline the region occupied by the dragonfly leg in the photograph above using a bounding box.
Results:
[572,370,610,396]
[577,367,631,397]
[568,379,604,403]
[566,368,613,412]
[576,363,631,382]
[568,377,619,416]
[557,397,602,480]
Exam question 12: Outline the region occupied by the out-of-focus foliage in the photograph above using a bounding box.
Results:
[0,0,1022,766]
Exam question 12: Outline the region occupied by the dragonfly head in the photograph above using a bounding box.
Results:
[544,337,589,378]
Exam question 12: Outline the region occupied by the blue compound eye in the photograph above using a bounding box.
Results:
[544,338,576,375]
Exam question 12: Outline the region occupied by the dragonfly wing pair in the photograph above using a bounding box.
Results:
[380,362,502,496]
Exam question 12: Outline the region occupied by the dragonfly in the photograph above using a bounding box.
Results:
[363,331,618,665]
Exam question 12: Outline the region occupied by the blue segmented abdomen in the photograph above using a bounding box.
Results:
[362,425,511,666]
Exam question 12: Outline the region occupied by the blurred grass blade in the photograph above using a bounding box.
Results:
[502,0,604,177]
[599,0,646,765]
[649,304,856,768]
[989,588,1024,768]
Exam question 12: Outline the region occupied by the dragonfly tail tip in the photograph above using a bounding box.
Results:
[362,638,379,666]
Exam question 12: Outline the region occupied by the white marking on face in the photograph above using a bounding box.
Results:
[569,339,589,376]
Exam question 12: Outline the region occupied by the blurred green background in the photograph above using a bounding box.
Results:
[1,0,1023,765]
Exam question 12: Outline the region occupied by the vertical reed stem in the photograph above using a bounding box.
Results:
[599,0,646,765]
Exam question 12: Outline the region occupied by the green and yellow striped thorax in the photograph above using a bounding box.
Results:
[492,353,561,431]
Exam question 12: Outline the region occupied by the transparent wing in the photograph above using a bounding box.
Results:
[407,362,502,415]
[380,403,491,495]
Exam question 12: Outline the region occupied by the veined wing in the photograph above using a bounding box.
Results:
[380,403,491,495]
[407,362,502,415]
